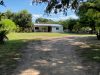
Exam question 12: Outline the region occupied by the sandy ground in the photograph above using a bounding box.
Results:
[12,36,100,75]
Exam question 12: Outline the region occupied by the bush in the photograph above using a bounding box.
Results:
[0,19,16,32]
[0,19,17,43]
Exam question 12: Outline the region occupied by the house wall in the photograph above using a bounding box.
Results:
[51,26,63,33]
[34,26,48,32]
[34,25,63,33]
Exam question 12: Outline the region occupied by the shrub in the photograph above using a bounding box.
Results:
[0,19,16,32]
[0,19,16,43]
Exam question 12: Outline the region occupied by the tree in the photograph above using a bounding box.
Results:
[76,0,100,39]
[58,19,79,32]
[67,19,78,32]
[77,0,100,34]
[13,10,32,32]
[0,12,6,20]
[72,20,81,33]
[4,10,15,20]
[32,0,83,15]
[58,20,69,30]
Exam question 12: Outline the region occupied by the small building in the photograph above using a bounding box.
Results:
[33,24,63,33]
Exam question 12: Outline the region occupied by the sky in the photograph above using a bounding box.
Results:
[0,0,78,22]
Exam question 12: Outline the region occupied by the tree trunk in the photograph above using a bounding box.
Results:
[96,30,100,40]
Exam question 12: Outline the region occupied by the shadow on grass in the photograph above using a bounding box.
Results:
[0,39,41,75]
[75,36,100,62]
[59,35,100,75]
[72,36,100,75]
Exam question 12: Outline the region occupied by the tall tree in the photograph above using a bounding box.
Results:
[4,10,15,20]
[14,10,32,32]
[67,19,78,32]
[77,0,100,33]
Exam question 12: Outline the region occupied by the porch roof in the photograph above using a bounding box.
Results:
[34,24,62,27]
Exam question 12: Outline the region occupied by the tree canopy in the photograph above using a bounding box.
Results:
[0,0,5,7]
[32,0,83,15]
[77,0,100,33]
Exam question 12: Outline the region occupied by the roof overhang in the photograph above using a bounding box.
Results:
[34,24,62,27]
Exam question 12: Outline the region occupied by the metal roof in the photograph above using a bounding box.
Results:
[34,24,62,27]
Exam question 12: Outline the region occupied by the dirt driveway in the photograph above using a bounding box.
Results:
[12,36,100,75]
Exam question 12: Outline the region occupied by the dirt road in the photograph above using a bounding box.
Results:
[12,36,100,75]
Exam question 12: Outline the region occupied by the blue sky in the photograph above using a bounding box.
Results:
[0,0,78,22]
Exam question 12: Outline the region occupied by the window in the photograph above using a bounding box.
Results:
[56,27,59,30]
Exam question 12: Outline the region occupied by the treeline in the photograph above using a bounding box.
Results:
[57,19,80,33]
[0,10,33,43]
[0,10,33,32]
[35,17,97,34]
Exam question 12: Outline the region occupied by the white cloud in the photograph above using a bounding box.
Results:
[32,14,43,22]
[59,15,79,20]
[45,17,60,21]
[33,14,42,18]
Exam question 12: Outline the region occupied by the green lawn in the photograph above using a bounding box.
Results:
[7,32,95,40]
[0,32,96,75]
[7,32,70,40]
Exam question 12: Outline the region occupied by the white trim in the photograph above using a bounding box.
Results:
[34,24,62,27]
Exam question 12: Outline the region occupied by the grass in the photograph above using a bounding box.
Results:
[81,45,100,62]
[0,40,26,75]
[76,36,100,62]
[7,32,70,39]
[7,32,95,40]
[0,40,29,75]
[0,32,96,75]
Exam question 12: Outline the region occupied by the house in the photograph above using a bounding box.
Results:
[33,24,63,33]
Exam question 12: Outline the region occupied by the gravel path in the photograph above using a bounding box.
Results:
[12,36,100,75]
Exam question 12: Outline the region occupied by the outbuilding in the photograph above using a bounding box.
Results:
[33,24,63,33]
